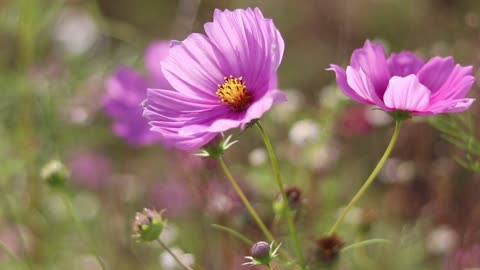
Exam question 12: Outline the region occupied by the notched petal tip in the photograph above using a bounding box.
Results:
[363,39,374,47]
[169,40,181,48]
[326,64,342,71]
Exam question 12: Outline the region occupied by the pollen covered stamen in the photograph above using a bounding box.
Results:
[216,75,253,111]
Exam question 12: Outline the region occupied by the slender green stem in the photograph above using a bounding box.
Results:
[265,264,273,270]
[328,120,402,235]
[4,195,33,270]
[217,156,298,268]
[217,156,274,242]
[255,121,306,269]
[19,0,36,70]
[61,193,107,270]
[0,239,30,270]
[156,239,194,270]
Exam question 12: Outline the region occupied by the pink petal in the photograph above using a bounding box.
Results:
[383,75,431,112]
[241,89,287,128]
[204,8,284,96]
[152,126,217,151]
[144,41,171,88]
[103,67,147,119]
[147,88,219,112]
[161,33,227,100]
[431,65,475,103]
[346,66,385,107]
[424,98,475,114]
[327,64,372,104]
[179,89,287,134]
[350,40,391,96]
[387,51,425,77]
[416,56,454,93]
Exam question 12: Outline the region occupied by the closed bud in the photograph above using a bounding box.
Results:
[250,241,270,261]
[132,208,166,242]
[244,241,280,267]
[41,160,69,188]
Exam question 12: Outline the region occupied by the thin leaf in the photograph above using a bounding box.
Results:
[341,239,391,253]
[211,224,254,246]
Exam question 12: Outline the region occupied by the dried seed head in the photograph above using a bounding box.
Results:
[132,208,166,242]
[285,186,302,209]
[316,234,345,263]
[273,186,302,217]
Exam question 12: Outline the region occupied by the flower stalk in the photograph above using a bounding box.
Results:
[0,239,31,270]
[255,121,306,270]
[156,239,194,270]
[61,193,107,270]
[216,156,275,242]
[328,120,402,235]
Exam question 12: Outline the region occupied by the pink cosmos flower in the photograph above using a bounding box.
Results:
[103,42,170,146]
[329,40,475,116]
[143,8,286,151]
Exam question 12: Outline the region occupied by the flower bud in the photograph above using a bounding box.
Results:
[41,160,69,188]
[132,208,166,242]
[244,241,280,267]
[250,241,270,261]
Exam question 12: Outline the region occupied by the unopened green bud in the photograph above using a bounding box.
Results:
[41,160,69,188]
[132,208,166,242]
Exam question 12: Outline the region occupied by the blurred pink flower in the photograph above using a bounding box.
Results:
[150,179,194,217]
[68,149,112,190]
[103,42,171,146]
[444,245,480,270]
[329,40,475,116]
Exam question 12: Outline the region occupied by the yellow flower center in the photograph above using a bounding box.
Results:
[216,76,253,111]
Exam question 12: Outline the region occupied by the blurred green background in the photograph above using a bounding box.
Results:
[1,0,480,269]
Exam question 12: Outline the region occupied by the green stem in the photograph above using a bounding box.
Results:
[265,264,273,270]
[4,195,33,270]
[0,239,31,270]
[217,156,274,242]
[217,156,298,268]
[18,0,34,70]
[156,239,194,270]
[61,193,107,270]
[328,120,401,235]
[255,121,306,270]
